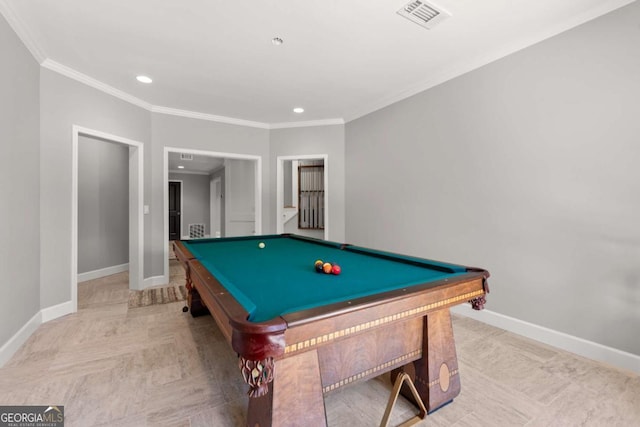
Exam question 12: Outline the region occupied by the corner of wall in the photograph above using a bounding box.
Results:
[0,311,41,367]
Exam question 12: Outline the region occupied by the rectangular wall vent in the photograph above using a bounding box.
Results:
[188,223,205,239]
[397,1,451,30]
[180,153,193,161]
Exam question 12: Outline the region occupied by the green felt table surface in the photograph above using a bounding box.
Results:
[182,235,467,322]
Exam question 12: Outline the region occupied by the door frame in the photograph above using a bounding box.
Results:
[168,180,183,240]
[163,147,262,285]
[276,154,329,239]
[210,176,222,238]
[71,125,144,310]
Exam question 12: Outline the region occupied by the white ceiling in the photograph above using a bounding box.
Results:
[1,0,634,127]
[168,152,224,175]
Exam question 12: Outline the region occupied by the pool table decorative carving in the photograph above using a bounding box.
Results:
[173,234,490,427]
[239,356,274,398]
[469,294,487,310]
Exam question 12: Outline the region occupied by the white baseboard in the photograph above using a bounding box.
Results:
[451,305,640,375]
[180,234,211,240]
[0,311,42,367]
[77,263,129,282]
[0,300,77,367]
[7,292,635,374]
[41,300,74,323]
[1,272,172,367]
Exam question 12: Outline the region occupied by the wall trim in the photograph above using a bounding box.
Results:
[344,0,637,123]
[3,0,634,128]
[37,63,344,130]
[151,106,270,129]
[0,311,41,367]
[270,118,345,129]
[0,0,46,62]
[72,125,145,307]
[40,301,74,323]
[77,263,129,283]
[451,305,640,375]
[0,300,75,367]
[43,59,152,111]
[0,3,345,130]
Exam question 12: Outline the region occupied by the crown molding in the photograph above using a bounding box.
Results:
[270,118,345,130]
[151,106,270,129]
[0,0,45,62]
[7,0,633,128]
[344,0,636,123]
[42,59,153,111]
[151,107,345,130]
[0,5,342,130]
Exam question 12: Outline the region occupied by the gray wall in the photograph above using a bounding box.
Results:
[346,3,640,356]
[78,136,129,273]
[283,216,325,239]
[0,15,40,347]
[39,69,151,306]
[169,172,211,238]
[38,76,272,309]
[270,125,346,241]
[225,159,256,236]
[150,113,270,274]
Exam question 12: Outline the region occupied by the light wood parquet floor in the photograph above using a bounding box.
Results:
[1,261,638,426]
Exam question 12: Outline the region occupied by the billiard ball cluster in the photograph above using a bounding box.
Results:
[314,259,341,275]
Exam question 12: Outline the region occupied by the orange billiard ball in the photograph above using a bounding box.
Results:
[322,262,333,274]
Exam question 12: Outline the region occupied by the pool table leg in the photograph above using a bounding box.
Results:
[247,349,327,427]
[186,286,210,317]
[393,309,461,413]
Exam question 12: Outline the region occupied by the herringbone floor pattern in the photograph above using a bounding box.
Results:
[0,266,638,426]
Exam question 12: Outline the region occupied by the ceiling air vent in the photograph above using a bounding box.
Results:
[180,153,193,161]
[397,0,452,30]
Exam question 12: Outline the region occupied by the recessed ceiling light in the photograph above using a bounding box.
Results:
[177,165,185,169]
[136,75,153,84]
[293,107,304,114]
[272,37,284,46]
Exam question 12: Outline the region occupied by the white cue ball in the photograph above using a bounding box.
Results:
[258,242,266,249]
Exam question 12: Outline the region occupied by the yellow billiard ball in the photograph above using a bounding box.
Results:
[258,242,266,249]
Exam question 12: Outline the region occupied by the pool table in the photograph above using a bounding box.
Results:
[173,234,489,427]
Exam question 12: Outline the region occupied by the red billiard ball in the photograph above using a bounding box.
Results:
[322,262,333,274]
[331,264,341,275]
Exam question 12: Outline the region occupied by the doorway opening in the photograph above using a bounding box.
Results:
[277,154,329,240]
[168,181,182,241]
[163,147,262,284]
[71,126,144,311]
[210,176,223,238]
